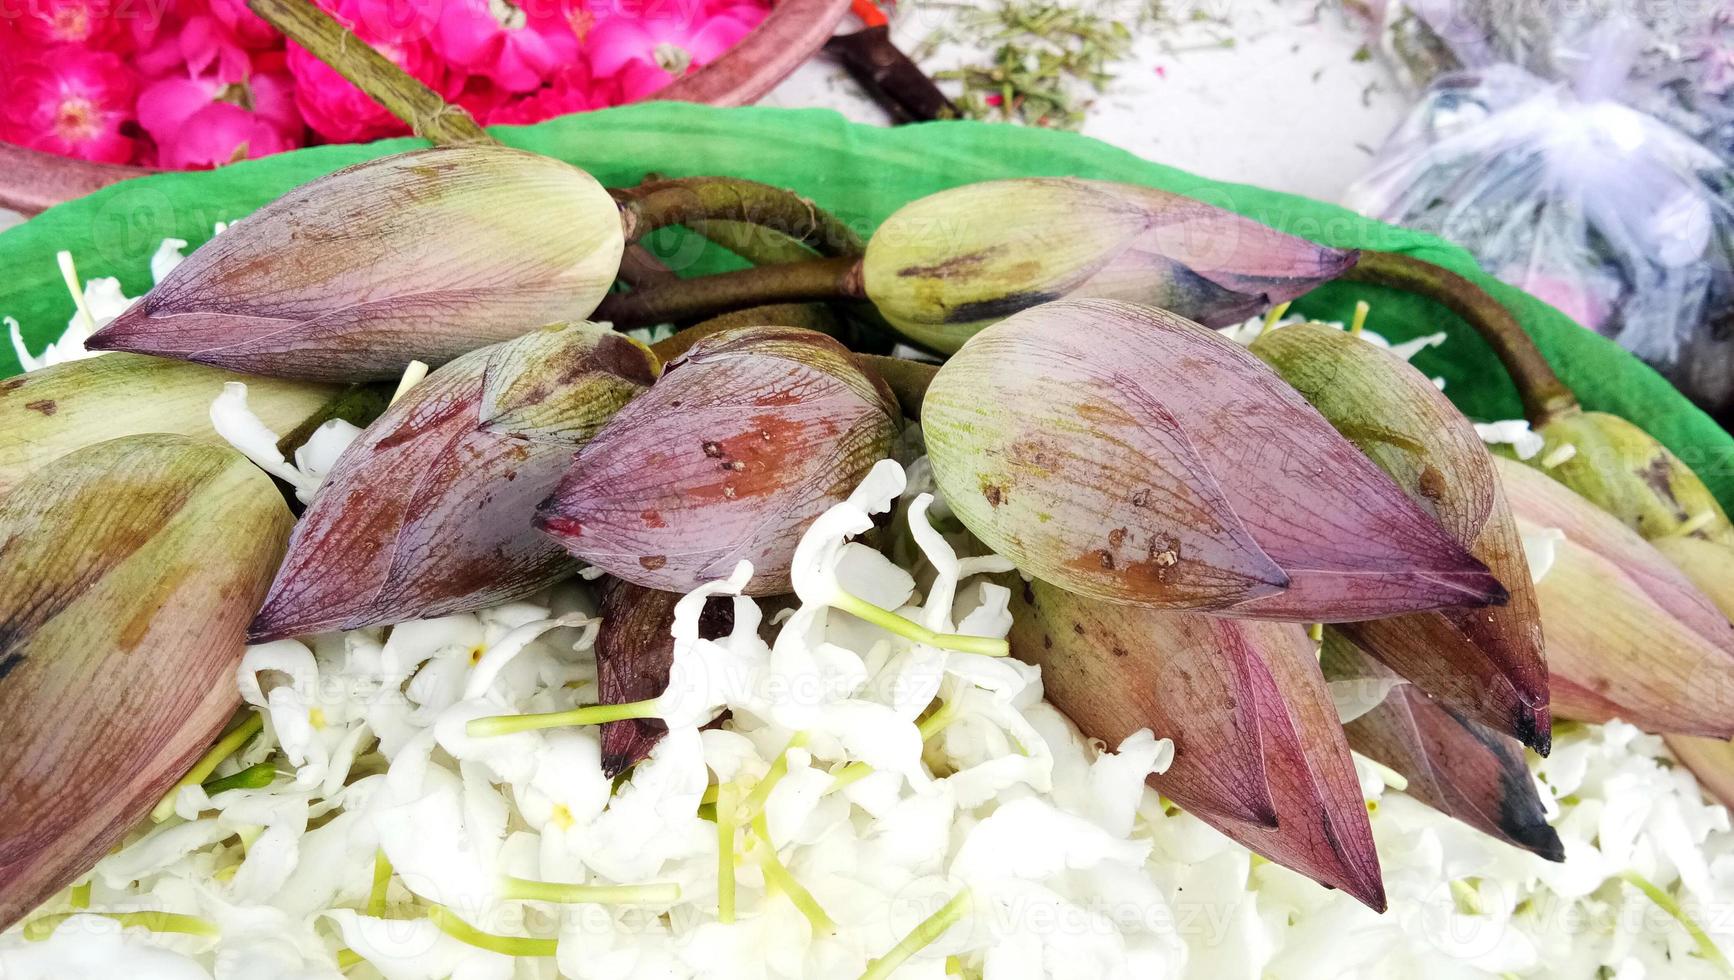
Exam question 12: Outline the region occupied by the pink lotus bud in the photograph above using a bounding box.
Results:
[537,325,900,596]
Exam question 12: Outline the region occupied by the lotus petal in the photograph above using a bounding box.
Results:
[537,325,900,596]
[0,353,340,499]
[1005,576,1383,908]
[862,178,1357,352]
[249,323,655,641]
[1321,631,1563,860]
[923,299,1503,620]
[1253,322,1549,751]
[88,148,625,382]
[594,580,738,777]
[0,435,291,929]
[1496,456,1734,737]
[1005,577,1277,825]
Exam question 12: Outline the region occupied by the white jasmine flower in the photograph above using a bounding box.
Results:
[1476,419,1546,460]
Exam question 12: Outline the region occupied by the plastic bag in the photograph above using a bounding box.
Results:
[1346,25,1734,415]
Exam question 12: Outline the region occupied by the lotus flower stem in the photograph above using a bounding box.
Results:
[464,698,662,737]
[151,712,263,822]
[497,876,681,905]
[858,888,974,980]
[647,304,842,363]
[427,905,557,957]
[247,0,489,146]
[856,355,938,419]
[717,779,740,924]
[751,812,836,934]
[1617,871,1734,975]
[829,590,1009,656]
[200,761,276,796]
[616,179,864,257]
[593,255,864,328]
[1346,251,1579,424]
[689,219,827,266]
[367,850,392,916]
[24,911,220,943]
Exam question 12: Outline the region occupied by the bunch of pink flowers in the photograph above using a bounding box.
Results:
[0,0,768,168]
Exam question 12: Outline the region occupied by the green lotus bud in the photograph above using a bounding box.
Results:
[88,147,626,382]
[0,435,292,929]
[861,178,1357,352]
[1252,322,1550,752]
[0,354,340,499]
[1534,410,1734,545]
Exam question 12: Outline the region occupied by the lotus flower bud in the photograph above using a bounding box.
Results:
[249,323,656,641]
[0,353,340,499]
[1321,631,1563,860]
[861,178,1358,352]
[537,325,900,595]
[1643,538,1734,807]
[924,300,1504,620]
[1005,576,1384,910]
[1533,410,1734,545]
[0,435,292,929]
[1495,455,1734,737]
[88,147,626,382]
[1252,322,1550,751]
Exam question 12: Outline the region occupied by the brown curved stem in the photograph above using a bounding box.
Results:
[248,0,491,147]
[648,304,843,362]
[596,256,863,329]
[858,355,938,420]
[616,178,864,258]
[1346,251,1579,424]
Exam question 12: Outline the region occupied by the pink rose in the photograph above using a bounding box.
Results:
[1,47,138,164]
[434,0,583,93]
[586,0,763,103]
[13,0,122,48]
[137,70,303,152]
[487,65,601,124]
[287,0,452,143]
[156,101,299,168]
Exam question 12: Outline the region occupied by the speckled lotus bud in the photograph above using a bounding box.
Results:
[88,147,625,382]
[0,354,340,499]
[1321,630,1563,860]
[249,323,656,641]
[537,325,899,596]
[861,178,1357,352]
[1005,577,1385,911]
[0,435,291,930]
[1252,322,1549,751]
[923,299,1503,621]
[1495,456,1734,738]
[1534,410,1733,545]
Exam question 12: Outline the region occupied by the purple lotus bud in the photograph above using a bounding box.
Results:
[0,435,291,929]
[537,325,900,596]
[924,299,1504,620]
[1007,577,1383,910]
[249,323,657,641]
[1252,321,1550,752]
[1322,630,1563,860]
[88,147,626,382]
[862,178,1358,352]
